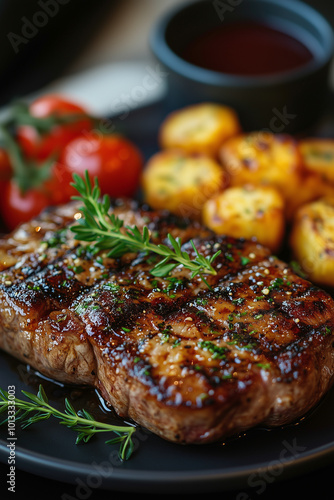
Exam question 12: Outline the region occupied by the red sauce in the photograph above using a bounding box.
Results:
[181,20,314,76]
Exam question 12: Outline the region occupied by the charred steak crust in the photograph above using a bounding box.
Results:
[0,199,334,444]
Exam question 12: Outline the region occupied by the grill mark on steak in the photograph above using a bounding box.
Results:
[0,199,334,443]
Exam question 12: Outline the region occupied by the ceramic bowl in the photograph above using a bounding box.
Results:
[150,0,334,133]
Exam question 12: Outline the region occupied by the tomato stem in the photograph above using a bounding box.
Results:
[0,124,55,193]
[10,101,95,137]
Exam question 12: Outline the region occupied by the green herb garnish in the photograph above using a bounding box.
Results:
[70,172,220,286]
[256,363,271,370]
[0,385,135,461]
[199,340,228,359]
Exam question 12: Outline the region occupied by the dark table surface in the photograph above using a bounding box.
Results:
[0,460,332,499]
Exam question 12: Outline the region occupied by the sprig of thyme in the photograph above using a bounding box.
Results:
[0,385,136,461]
[70,171,220,285]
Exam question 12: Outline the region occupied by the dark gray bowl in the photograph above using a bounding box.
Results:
[150,0,334,133]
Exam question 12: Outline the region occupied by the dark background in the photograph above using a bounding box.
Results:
[0,0,118,106]
[0,0,333,107]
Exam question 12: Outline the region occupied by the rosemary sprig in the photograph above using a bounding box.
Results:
[70,171,220,285]
[0,385,136,461]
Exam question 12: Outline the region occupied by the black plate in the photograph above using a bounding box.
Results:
[1,351,334,494]
[1,98,334,494]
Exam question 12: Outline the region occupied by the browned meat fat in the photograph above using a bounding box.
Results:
[0,199,334,444]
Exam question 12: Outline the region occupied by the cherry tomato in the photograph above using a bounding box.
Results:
[0,148,12,191]
[0,149,12,229]
[2,180,51,230]
[16,95,93,160]
[60,133,143,198]
[0,161,74,231]
[45,162,74,205]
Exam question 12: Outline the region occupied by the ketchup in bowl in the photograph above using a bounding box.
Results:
[181,20,314,76]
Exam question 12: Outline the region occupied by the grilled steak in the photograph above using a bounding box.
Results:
[1,199,334,444]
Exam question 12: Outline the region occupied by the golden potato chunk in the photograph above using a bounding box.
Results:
[141,150,227,218]
[298,138,334,182]
[159,102,241,156]
[290,198,334,287]
[286,171,334,218]
[219,132,302,217]
[202,185,285,252]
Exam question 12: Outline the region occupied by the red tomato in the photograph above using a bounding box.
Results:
[0,149,12,229]
[60,133,143,198]
[0,161,74,230]
[45,162,74,205]
[16,95,93,160]
[2,180,51,230]
[0,148,12,191]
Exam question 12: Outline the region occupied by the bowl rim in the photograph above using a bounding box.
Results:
[150,0,334,88]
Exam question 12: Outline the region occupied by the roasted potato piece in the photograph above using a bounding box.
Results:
[141,149,227,218]
[159,102,241,156]
[290,198,334,287]
[286,171,334,219]
[202,185,285,252]
[298,138,334,182]
[219,132,302,216]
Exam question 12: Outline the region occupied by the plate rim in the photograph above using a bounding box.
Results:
[1,436,334,493]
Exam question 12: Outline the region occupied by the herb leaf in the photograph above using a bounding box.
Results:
[70,171,220,284]
[0,385,136,461]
